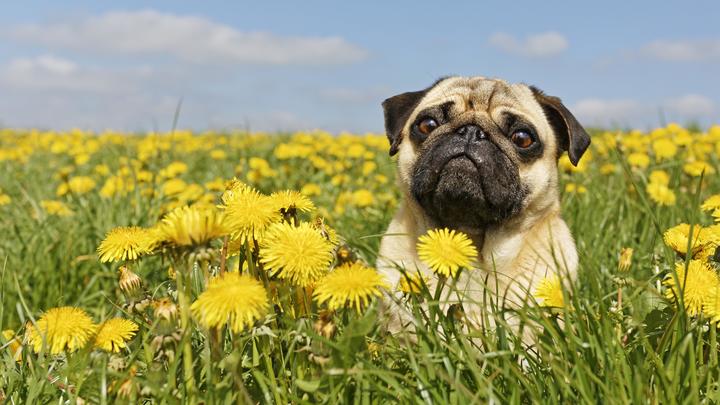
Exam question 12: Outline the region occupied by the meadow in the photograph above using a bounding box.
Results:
[0,124,719,404]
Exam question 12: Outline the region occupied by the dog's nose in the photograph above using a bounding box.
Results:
[456,124,486,141]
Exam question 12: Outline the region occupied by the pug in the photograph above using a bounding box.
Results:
[376,76,590,333]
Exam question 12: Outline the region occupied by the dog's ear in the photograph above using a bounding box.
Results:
[530,86,591,166]
[382,90,427,156]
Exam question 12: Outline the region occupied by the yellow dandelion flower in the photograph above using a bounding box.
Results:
[398,272,428,294]
[646,181,676,206]
[663,223,706,257]
[684,161,715,177]
[565,183,588,194]
[534,275,565,308]
[94,318,139,352]
[300,183,322,196]
[162,178,187,196]
[219,178,252,206]
[649,170,670,186]
[313,262,389,311]
[600,163,617,175]
[190,272,268,333]
[704,285,720,323]
[0,193,11,206]
[701,194,720,212]
[417,228,478,277]
[157,205,229,247]
[2,329,22,362]
[97,226,153,262]
[223,188,280,243]
[27,307,97,354]
[664,260,720,316]
[40,200,73,216]
[260,222,334,287]
[351,189,375,207]
[210,149,227,160]
[618,247,634,273]
[269,190,316,213]
[67,176,96,195]
[652,138,678,160]
[627,152,650,169]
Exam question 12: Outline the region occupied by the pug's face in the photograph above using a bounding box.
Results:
[383,76,590,233]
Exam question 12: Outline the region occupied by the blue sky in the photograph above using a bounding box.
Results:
[0,1,719,132]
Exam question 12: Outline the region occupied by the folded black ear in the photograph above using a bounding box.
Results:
[382,90,427,156]
[530,86,591,166]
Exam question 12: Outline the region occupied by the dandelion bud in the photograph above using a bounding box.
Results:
[153,298,178,323]
[118,266,143,298]
[313,310,336,339]
[618,248,633,273]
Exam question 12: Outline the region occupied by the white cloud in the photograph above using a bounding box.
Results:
[7,10,367,66]
[640,39,720,62]
[572,95,718,127]
[488,31,568,57]
[664,94,716,116]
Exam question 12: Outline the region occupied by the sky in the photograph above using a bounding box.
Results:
[0,1,719,133]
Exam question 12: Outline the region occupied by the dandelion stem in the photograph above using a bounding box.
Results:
[711,325,718,367]
[219,235,229,275]
[175,259,197,401]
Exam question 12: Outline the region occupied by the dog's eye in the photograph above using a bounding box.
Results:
[510,130,534,148]
[417,118,438,135]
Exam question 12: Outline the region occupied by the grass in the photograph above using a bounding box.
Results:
[0,126,719,403]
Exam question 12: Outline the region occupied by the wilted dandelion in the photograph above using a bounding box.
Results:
[313,262,389,311]
[417,228,477,277]
[94,318,139,352]
[190,272,268,333]
[534,275,565,308]
[260,222,334,287]
[98,226,154,262]
[27,307,98,354]
[118,265,143,296]
[156,205,228,247]
[618,247,634,273]
[664,260,720,316]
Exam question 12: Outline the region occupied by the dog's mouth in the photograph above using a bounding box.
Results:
[411,141,526,230]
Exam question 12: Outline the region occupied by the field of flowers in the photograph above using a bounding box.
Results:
[0,124,719,403]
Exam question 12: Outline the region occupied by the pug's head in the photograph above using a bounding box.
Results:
[383,76,590,234]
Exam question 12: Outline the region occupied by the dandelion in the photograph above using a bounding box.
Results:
[300,183,322,196]
[618,247,633,273]
[664,260,720,316]
[646,182,676,206]
[351,189,375,207]
[27,307,98,354]
[313,262,389,311]
[223,187,279,244]
[2,330,22,362]
[565,183,588,194]
[0,193,10,206]
[649,170,670,186]
[683,161,716,177]
[652,138,677,160]
[97,226,154,262]
[398,272,428,294]
[534,275,565,308]
[663,223,705,257]
[260,222,335,287]
[701,194,720,212]
[600,163,617,175]
[162,178,187,196]
[40,200,73,216]
[269,190,316,213]
[190,272,268,333]
[67,176,96,194]
[94,318,139,352]
[417,228,478,277]
[156,205,229,247]
[627,152,650,169]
